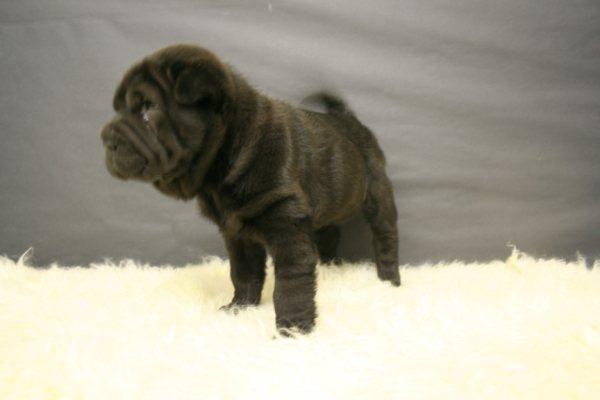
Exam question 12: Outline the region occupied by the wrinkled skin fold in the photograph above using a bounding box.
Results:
[101,44,400,335]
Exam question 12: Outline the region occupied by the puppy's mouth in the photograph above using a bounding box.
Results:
[104,146,154,181]
[101,121,181,182]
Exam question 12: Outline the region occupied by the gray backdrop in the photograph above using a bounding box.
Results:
[1,0,599,266]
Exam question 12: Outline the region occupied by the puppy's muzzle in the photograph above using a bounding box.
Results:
[101,125,119,152]
[101,120,161,180]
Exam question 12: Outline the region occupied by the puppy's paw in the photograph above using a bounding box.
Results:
[386,276,401,287]
[219,303,243,315]
[219,299,259,314]
[377,268,401,287]
[275,318,315,337]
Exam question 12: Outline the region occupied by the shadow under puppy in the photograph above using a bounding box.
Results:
[101,45,400,335]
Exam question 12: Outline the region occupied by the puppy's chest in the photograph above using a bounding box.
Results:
[197,188,243,233]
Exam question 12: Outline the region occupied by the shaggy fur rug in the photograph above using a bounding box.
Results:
[1,249,598,399]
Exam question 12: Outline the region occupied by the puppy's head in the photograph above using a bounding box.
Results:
[101,45,234,188]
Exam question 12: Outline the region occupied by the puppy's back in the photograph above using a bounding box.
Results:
[302,92,386,169]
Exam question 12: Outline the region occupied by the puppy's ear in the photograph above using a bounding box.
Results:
[170,62,230,111]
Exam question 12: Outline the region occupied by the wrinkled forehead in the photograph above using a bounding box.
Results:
[112,61,171,112]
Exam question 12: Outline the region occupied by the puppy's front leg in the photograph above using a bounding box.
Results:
[221,237,267,311]
[265,224,318,335]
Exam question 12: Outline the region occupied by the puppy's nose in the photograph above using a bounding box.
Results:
[101,125,118,151]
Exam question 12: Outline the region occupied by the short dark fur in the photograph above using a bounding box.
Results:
[101,45,400,334]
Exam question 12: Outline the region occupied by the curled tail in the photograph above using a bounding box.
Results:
[302,91,353,116]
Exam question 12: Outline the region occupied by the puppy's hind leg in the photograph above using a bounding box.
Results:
[363,171,400,286]
[314,225,341,265]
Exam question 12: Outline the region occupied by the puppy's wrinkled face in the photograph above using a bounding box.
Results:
[101,45,231,183]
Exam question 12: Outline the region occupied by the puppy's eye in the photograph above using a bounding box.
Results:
[139,100,154,113]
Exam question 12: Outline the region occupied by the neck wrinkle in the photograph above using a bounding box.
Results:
[168,72,255,197]
[163,72,264,197]
[217,74,263,188]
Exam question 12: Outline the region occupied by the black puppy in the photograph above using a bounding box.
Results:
[101,45,400,334]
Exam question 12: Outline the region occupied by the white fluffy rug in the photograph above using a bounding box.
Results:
[1,249,598,399]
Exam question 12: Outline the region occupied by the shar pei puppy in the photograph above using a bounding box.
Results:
[101,44,399,335]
